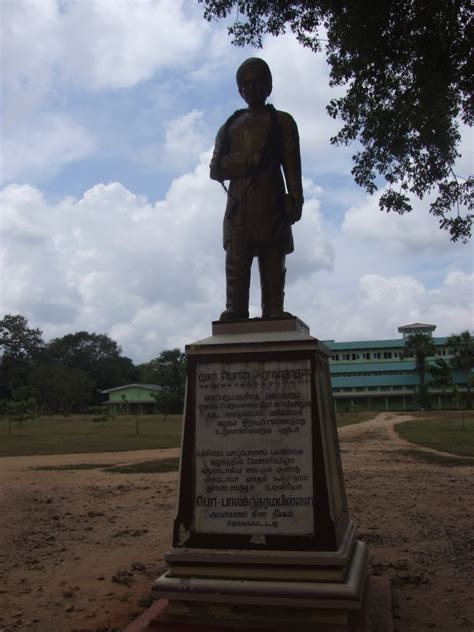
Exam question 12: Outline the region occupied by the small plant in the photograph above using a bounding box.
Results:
[89,405,110,426]
[415,385,432,411]
[0,398,38,436]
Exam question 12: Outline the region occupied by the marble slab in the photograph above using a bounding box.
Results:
[194,359,314,536]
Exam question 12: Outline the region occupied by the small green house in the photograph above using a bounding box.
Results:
[100,384,161,414]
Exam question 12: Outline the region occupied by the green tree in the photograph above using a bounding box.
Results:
[139,349,186,417]
[150,389,180,421]
[401,332,437,388]
[46,332,137,395]
[428,357,453,408]
[428,358,453,391]
[200,0,472,242]
[447,330,474,408]
[0,314,44,396]
[0,398,38,436]
[31,362,94,414]
[402,332,437,409]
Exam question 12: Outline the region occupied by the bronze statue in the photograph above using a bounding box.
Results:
[210,57,304,322]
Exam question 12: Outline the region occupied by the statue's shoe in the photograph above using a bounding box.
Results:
[219,308,249,322]
[261,310,293,319]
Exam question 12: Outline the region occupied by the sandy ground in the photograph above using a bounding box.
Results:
[0,413,472,632]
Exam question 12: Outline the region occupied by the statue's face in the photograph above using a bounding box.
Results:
[238,67,268,106]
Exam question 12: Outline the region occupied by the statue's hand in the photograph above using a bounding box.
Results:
[248,152,262,173]
[285,194,303,223]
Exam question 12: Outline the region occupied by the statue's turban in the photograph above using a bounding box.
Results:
[236,58,272,96]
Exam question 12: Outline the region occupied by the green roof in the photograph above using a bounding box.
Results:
[332,374,418,388]
[330,361,416,374]
[324,336,448,351]
[331,370,466,389]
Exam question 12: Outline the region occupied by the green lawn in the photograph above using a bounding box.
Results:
[336,411,374,428]
[0,410,376,457]
[395,411,474,458]
[0,414,182,456]
[33,457,181,474]
[1,408,425,458]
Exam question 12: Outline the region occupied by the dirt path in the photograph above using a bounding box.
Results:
[0,448,180,632]
[0,414,472,632]
[338,413,473,632]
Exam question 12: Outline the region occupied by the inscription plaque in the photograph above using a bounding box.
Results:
[195,359,314,535]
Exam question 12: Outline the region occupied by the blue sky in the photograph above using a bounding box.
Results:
[1,0,472,362]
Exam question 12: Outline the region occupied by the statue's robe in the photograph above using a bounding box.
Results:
[210,106,303,254]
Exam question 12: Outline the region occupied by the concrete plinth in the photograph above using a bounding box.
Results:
[152,317,370,631]
[125,577,393,632]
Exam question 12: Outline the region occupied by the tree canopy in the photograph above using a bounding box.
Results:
[138,349,186,416]
[401,332,436,387]
[447,330,474,408]
[0,314,45,396]
[401,331,437,408]
[46,331,137,391]
[0,314,44,360]
[200,0,473,241]
[0,315,139,410]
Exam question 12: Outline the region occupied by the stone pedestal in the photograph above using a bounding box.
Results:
[153,317,368,630]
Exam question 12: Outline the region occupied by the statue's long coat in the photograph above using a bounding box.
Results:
[210,107,303,255]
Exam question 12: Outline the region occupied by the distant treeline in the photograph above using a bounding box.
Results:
[0,314,185,414]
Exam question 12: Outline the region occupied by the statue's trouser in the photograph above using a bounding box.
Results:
[225,239,286,318]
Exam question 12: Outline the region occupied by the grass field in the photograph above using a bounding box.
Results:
[396,449,474,467]
[395,411,474,458]
[335,411,373,428]
[33,457,181,474]
[0,414,183,456]
[0,410,375,457]
[11,410,472,459]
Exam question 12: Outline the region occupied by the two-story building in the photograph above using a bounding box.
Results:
[324,323,466,411]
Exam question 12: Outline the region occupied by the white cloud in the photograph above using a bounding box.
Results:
[164,110,208,170]
[0,155,332,361]
[354,272,474,339]
[1,0,59,95]
[342,188,465,253]
[0,184,79,322]
[291,269,473,344]
[187,27,247,85]
[2,0,205,93]
[59,0,204,90]
[1,0,208,184]
[2,114,95,183]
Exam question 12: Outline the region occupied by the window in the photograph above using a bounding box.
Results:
[332,354,340,361]
[342,354,351,361]
[352,353,359,360]
[363,352,370,360]
[373,352,381,359]
[383,352,392,359]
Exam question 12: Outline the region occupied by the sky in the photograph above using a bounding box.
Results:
[1,0,473,363]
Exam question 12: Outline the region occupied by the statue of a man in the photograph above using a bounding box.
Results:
[210,57,304,322]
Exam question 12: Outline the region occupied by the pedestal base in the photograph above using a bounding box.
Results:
[153,540,367,631]
[147,318,374,632]
[124,577,393,632]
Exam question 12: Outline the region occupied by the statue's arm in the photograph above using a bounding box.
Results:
[210,126,255,182]
[280,113,304,222]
